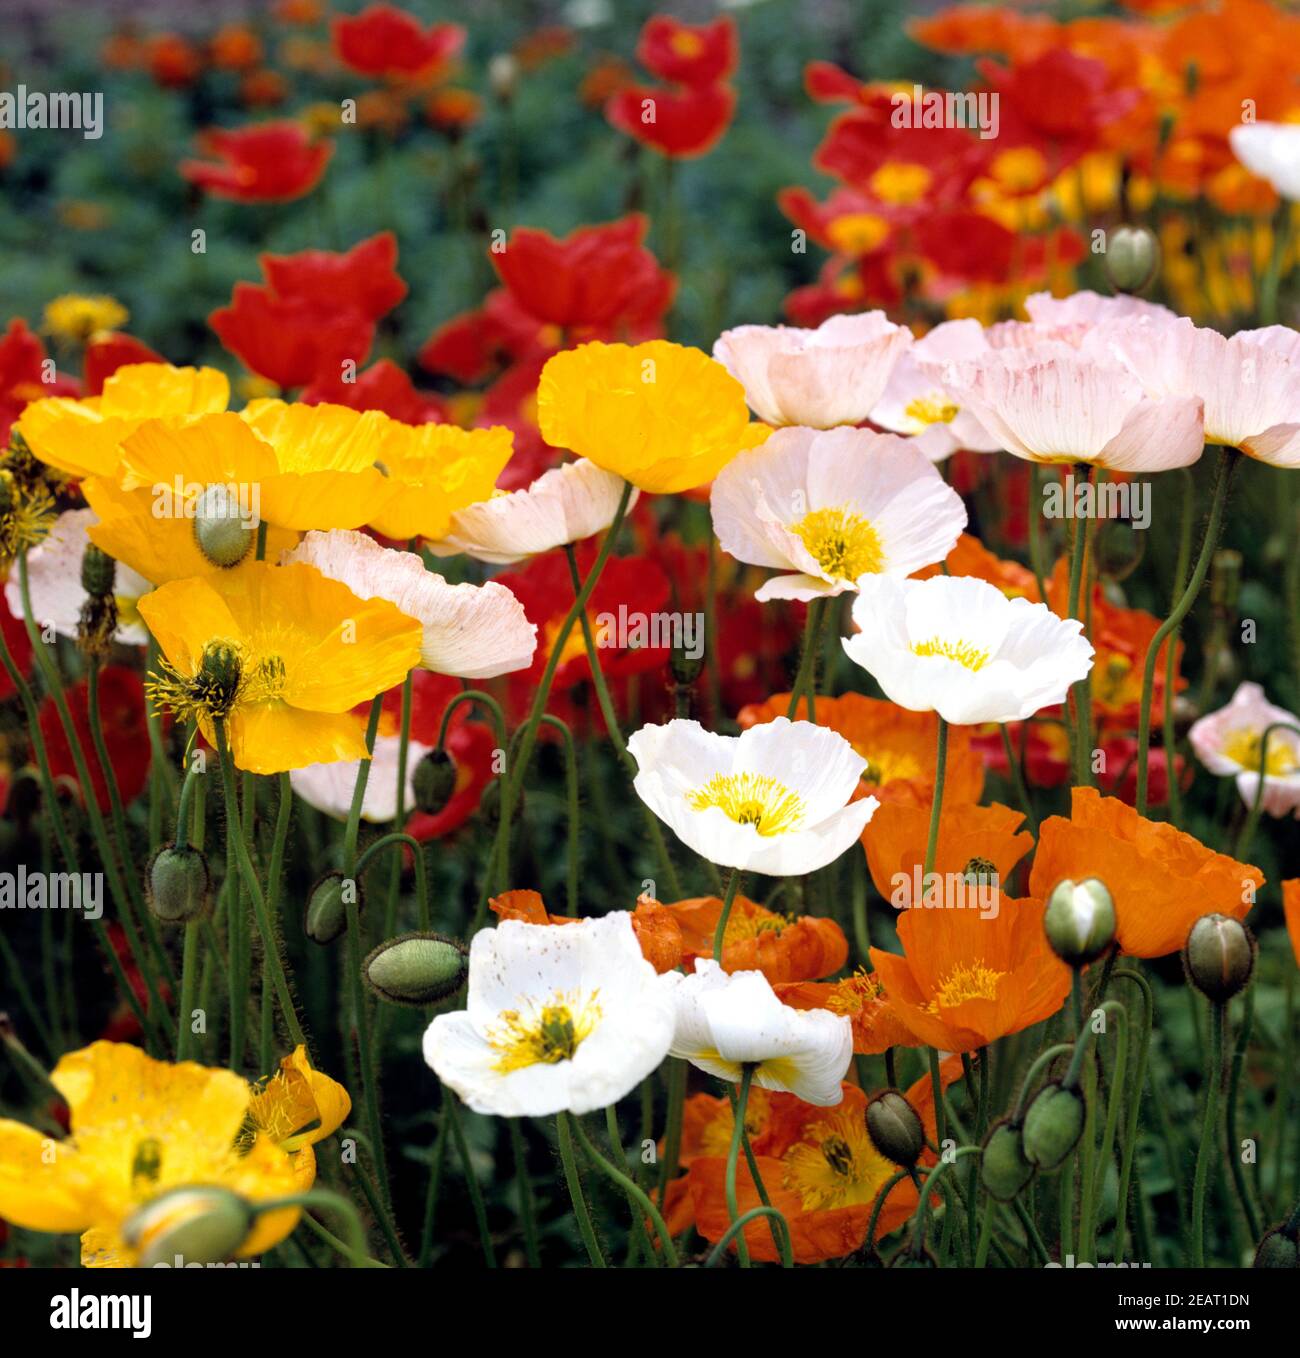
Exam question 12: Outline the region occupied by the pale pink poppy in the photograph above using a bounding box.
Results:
[712,312,912,429]
[1189,681,1300,818]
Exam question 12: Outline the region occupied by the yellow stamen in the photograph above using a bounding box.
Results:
[1222,727,1297,776]
[911,637,991,671]
[782,1109,895,1212]
[929,961,1004,1011]
[687,772,805,836]
[793,506,885,582]
[487,991,601,1073]
[903,394,959,427]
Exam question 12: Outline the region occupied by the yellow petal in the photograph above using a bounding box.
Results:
[0,1120,99,1232]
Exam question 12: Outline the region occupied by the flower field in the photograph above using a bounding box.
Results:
[0,0,1299,1303]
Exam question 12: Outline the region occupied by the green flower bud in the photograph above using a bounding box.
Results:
[193,484,255,569]
[304,871,359,946]
[1253,1225,1300,1269]
[123,1185,253,1268]
[1104,225,1160,294]
[147,844,210,924]
[980,1119,1035,1201]
[865,1090,925,1168]
[1184,914,1255,1002]
[1044,877,1116,967]
[80,543,116,599]
[413,748,457,816]
[1022,1082,1086,1170]
[363,932,468,1007]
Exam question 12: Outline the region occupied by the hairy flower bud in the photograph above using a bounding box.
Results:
[304,871,358,946]
[147,844,210,924]
[1044,877,1116,967]
[80,543,116,599]
[1104,225,1160,294]
[363,932,468,1006]
[413,748,457,816]
[865,1090,925,1168]
[193,484,255,569]
[1253,1224,1300,1269]
[981,1119,1035,1201]
[1022,1082,1086,1170]
[123,1185,253,1268]
[1184,914,1255,1002]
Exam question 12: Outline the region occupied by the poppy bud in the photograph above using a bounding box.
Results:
[1253,1225,1300,1269]
[1044,877,1116,967]
[80,543,116,598]
[980,1119,1035,1201]
[147,844,210,923]
[363,932,468,1006]
[304,871,359,946]
[865,1090,925,1168]
[193,484,255,569]
[1022,1082,1086,1170]
[1184,914,1255,1002]
[1104,225,1160,294]
[123,1185,253,1268]
[670,639,705,686]
[413,748,457,816]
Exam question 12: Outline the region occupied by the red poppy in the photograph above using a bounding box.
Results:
[82,333,164,396]
[332,5,465,80]
[606,82,736,158]
[492,216,675,332]
[417,289,553,385]
[181,121,332,203]
[302,358,447,424]
[148,33,203,89]
[0,319,78,441]
[637,16,738,87]
[261,232,408,320]
[38,667,153,813]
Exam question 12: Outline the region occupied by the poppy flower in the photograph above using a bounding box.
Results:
[845,574,1094,725]
[1188,681,1300,818]
[180,121,332,203]
[868,894,1071,1051]
[711,427,966,602]
[38,666,153,813]
[418,289,551,385]
[332,6,465,80]
[1029,787,1265,959]
[139,560,422,775]
[863,799,1034,909]
[665,893,847,983]
[606,83,736,158]
[539,340,766,493]
[776,968,919,1054]
[302,359,448,425]
[1231,123,1300,200]
[246,1046,350,1190]
[637,16,738,87]
[148,33,202,88]
[492,216,675,332]
[42,295,128,346]
[629,717,879,877]
[424,914,677,1117]
[912,532,1041,602]
[738,691,986,811]
[82,333,163,396]
[0,1041,303,1267]
[489,889,685,974]
[0,318,79,443]
[1284,880,1300,969]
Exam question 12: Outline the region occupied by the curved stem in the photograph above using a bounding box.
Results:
[256,1188,383,1268]
[705,1207,794,1268]
[352,832,429,930]
[570,1115,679,1266]
[1234,721,1300,861]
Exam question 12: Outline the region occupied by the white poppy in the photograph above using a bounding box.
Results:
[1189,681,1300,819]
[1230,123,1300,200]
[290,731,433,822]
[627,716,878,875]
[710,426,967,602]
[664,960,852,1105]
[713,311,912,429]
[5,508,150,646]
[843,574,1094,726]
[422,914,677,1117]
[284,529,536,679]
[425,458,637,565]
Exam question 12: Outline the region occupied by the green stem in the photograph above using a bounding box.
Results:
[712,866,743,961]
[508,1119,541,1268]
[724,1065,756,1267]
[1234,721,1300,861]
[570,1115,679,1266]
[786,598,828,721]
[922,717,949,886]
[1191,1000,1226,1267]
[540,714,581,917]
[557,1110,605,1267]
[1226,987,1262,1241]
[1163,468,1195,827]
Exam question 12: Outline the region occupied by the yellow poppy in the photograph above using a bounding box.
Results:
[247,1045,352,1199]
[139,560,422,774]
[16,363,230,481]
[368,422,512,541]
[0,1041,301,1268]
[43,292,129,343]
[537,340,767,493]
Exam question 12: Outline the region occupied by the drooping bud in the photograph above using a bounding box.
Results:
[980,1119,1035,1201]
[1184,914,1256,1002]
[304,871,358,946]
[122,1185,253,1268]
[193,484,254,569]
[413,748,457,816]
[1104,225,1160,294]
[1022,1082,1086,1170]
[865,1090,925,1168]
[1253,1225,1300,1269]
[147,844,210,923]
[363,932,468,1006]
[81,543,116,599]
[1044,877,1116,967]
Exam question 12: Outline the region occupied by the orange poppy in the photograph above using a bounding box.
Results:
[664,894,847,984]
[488,889,683,974]
[1283,880,1300,969]
[868,896,1071,1052]
[863,800,1034,909]
[738,692,985,812]
[1029,787,1265,959]
[777,968,918,1055]
[912,531,1042,601]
